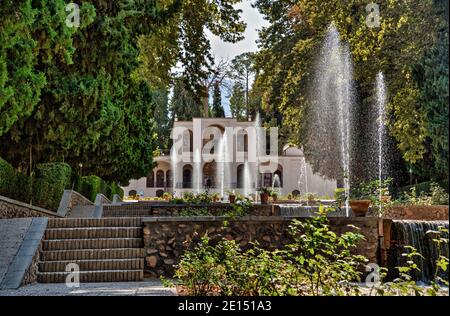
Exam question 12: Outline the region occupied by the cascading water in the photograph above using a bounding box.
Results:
[390,220,449,283]
[307,24,354,217]
[298,156,309,200]
[193,148,202,194]
[376,72,388,214]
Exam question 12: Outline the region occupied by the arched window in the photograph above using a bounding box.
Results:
[129,190,137,196]
[236,164,244,188]
[292,190,300,197]
[166,170,172,188]
[156,170,165,187]
[182,165,193,188]
[156,190,164,197]
[183,129,193,153]
[146,171,154,188]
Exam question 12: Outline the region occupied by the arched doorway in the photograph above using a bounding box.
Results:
[156,170,165,187]
[182,165,193,188]
[202,162,217,188]
[146,171,154,188]
[166,170,172,189]
[236,164,244,188]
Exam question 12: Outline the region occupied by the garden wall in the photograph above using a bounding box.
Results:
[383,205,449,221]
[0,195,60,219]
[142,216,380,278]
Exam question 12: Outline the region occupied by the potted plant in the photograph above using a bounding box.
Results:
[349,184,372,217]
[258,187,272,205]
[227,190,236,203]
[271,191,278,202]
[212,192,220,203]
[162,192,172,201]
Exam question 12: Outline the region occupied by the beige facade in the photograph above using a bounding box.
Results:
[122,118,337,198]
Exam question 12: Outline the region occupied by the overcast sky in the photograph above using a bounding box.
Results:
[207,0,268,116]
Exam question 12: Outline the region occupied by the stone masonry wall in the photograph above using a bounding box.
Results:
[383,205,449,221]
[0,196,59,219]
[142,216,380,278]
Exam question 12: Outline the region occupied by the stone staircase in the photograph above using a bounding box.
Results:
[37,218,145,283]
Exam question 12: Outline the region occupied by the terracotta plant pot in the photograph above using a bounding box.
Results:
[260,193,269,205]
[380,195,391,203]
[349,200,371,217]
[228,195,236,204]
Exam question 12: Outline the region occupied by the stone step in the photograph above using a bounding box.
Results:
[102,209,152,217]
[37,270,144,283]
[38,258,144,272]
[47,218,142,229]
[41,248,145,261]
[44,227,142,240]
[42,238,143,251]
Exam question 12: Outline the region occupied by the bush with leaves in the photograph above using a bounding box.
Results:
[171,207,367,295]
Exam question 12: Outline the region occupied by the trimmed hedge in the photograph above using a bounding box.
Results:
[33,163,72,211]
[0,157,72,211]
[2,156,124,208]
[0,157,15,198]
[74,176,123,202]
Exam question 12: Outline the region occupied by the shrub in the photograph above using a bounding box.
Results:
[75,175,108,202]
[173,206,367,296]
[0,157,16,198]
[33,163,72,210]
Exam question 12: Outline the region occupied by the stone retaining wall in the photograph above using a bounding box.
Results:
[383,205,449,221]
[57,190,93,217]
[142,216,380,278]
[0,196,59,219]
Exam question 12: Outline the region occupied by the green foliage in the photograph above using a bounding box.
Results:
[1,157,71,210]
[173,207,366,295]
[253,0,448,181]
[170,78,202,121]
[1,1,173,183]
[211,81,225,118]
[228,81,246,119]
[395,182,449,206]
[32,163,72,210]
[136,0,246,106]
[0,157,16,198]
[75,175,108,203]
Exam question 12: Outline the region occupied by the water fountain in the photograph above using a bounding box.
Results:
[193,148,202,194]
[376,72,388,214]
[243,161,252,198]
[306,24,355,217]
[390,220,449,282]
[216,132,230,198]
[170,147,178,197]
[272,174,281,196]
[254,113,263,203]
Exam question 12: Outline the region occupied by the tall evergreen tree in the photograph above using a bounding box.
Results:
[229,82,246,120]
[0,1,179,183]
[170,78,202,121]
[211,81,225,117]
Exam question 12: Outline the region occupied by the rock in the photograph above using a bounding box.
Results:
[262,235,271,242]
[146,248,158,255]
[168,237,175,245]
[160,252,168,257]
[146,255,158,268]
[164,259,175,265]
[143,227,151,235]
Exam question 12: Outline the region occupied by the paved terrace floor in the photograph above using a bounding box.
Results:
[0,280,177,296]
[0,219,33,285]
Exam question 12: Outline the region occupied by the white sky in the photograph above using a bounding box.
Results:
[207,0,268,116]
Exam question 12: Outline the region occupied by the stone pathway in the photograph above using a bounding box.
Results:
[0,280,177,296]
[0,219,32,285]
